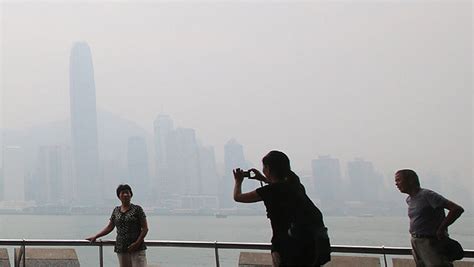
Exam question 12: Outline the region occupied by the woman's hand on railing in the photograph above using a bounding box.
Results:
[86,236,97,243]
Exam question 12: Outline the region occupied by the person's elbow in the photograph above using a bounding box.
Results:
[141,222,149,235]
[234,194,243,202]
[234,193,251,203]
[452,202,464,213]
[448,202,464,217]
[234,191,261,203]
[456,206,464,216]
[106,224,115,233]
[140,225,148,234]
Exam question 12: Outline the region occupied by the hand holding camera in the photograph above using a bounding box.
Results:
[248,168,267,183]
[233,168,246,183]
[233,168,267,183]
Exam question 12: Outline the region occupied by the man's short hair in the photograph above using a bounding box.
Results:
[396,169,420,187]
[116,184,133,198]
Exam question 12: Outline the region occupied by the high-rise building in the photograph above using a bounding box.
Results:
[69,42,101,205]
[30,146,73,205]
[221,139,248,208]
[153,114,219,208]
[347,158,382,203]
[153,114,174,201]
[127,136,150,203]
[167,128,201,196]
[224,139,247,174]
[154,114,174,168]
[311,155,342,205]
[198,146,219,196]
[2,146,25,202]
[100,159,126,204]
[0,167,3,201]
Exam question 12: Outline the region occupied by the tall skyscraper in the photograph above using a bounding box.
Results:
[167,128,201,196]
[224,139,247,174]
[0,167,3,201]
[69,42,100,205]
[311,155,342,205]
[30,146,73,205]
[154,114,174,169]
[198,146,219,196]
[152,114,219,208]
[153,114,174,201]
[2,146,25,202]
[100,159,126,204]
[347,158,382,203]
[127,136,150,203]
[221,139,249,208]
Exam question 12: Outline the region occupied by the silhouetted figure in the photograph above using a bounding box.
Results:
[233,150,330,267]
[395,169,464,267]
[87,184,149,267]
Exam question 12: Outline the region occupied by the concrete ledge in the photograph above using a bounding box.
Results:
[238,252,272,267]
[454,262,474,267]
[0,248,11,267]
[393,258,474,267]
[238,252,383,267]
[325,255,381,267]
[14,248,79,267]
[392,258,416,267]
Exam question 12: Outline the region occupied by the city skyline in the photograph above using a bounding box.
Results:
[1,107,471,212]
[0,104,472,209]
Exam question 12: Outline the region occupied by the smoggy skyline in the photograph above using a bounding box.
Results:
[1,1,472,196]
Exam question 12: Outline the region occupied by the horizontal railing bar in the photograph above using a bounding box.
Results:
[0,239,97,246]
[0,239,472,258]
[331,245,412,255]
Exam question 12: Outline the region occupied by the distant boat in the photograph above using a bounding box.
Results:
[215,213,227,218]
[358,214,374,218]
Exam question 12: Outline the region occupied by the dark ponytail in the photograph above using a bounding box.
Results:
[286,169,301,184]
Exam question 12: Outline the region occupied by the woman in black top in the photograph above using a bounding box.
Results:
[233,151,329,267]
[87,184,149,267]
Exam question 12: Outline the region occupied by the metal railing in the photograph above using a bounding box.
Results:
[2,239,473,267]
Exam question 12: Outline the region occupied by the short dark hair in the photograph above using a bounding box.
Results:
[396,169,420,187]
[116,184,133,198]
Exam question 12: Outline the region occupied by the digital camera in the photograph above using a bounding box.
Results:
[242,170,253,178]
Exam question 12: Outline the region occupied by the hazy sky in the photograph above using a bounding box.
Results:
[0,1,472,191]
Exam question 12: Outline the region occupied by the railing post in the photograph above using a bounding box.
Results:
[382,246,387,267]
[214,241,220,267]
[99,240,104,267]
[22,240,26,267]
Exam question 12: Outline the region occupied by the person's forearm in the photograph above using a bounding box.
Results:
[136,228,148,244]
[95,225,114,239]
[440,207,464,230]
[233,181,243,201]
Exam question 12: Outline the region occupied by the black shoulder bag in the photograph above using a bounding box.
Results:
[443,237,464,261]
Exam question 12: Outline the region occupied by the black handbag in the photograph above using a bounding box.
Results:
[443,237,464,261]
[313,227,331,265]
[288,224,331,265]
